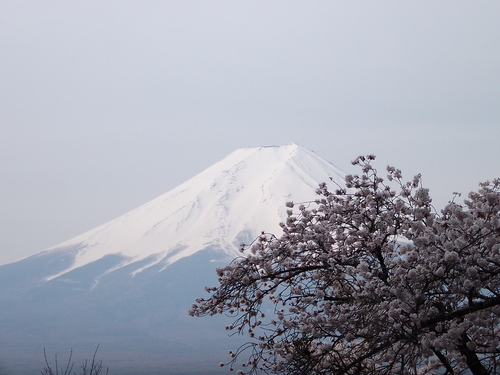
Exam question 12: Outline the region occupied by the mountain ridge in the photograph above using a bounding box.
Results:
[40,144,345,281]
[0,143,346,375]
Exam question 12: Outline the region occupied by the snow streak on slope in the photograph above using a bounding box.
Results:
[44,144,345,280]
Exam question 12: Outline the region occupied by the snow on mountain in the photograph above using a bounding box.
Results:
[0,144,346,375]
[44,143,345,281]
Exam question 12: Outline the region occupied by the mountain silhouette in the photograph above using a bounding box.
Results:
[0,144,344,375]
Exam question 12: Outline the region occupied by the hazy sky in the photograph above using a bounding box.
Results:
[1,1,499,265]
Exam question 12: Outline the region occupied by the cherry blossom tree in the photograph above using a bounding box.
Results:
[190,156,500,375]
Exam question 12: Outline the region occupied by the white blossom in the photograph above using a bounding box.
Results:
[190,159,500,375]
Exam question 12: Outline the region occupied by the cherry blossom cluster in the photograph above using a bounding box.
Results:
[190,156,500,375]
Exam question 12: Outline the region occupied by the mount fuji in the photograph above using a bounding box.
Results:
[0,144,345,375]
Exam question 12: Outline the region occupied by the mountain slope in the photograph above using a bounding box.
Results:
[43,143,344,280]
[0,144,345,375]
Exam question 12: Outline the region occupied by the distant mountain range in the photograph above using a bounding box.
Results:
[0,144,345,375]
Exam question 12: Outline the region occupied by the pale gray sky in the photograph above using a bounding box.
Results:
[1,1,499,265]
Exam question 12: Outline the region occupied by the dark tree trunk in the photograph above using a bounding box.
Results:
[458,333,489,375]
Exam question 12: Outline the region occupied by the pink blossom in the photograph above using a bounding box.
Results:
[191,160,500,375]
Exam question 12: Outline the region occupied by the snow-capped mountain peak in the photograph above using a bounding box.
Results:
[44,144,345,280]
[0,144,346,374]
